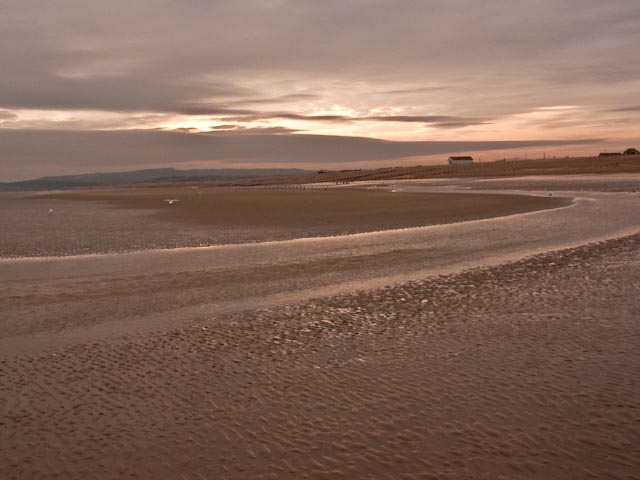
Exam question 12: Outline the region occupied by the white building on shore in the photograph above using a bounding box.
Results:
[448,156,474,165]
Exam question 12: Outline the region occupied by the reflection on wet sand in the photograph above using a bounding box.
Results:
[1,175,639,480]
[1,188,564,257]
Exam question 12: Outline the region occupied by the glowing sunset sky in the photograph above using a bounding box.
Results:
[1,1,639,180]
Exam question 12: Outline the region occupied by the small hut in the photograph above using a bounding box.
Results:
[448,156,474,165]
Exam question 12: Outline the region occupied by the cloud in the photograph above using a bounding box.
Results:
[205,126,300,135]
[366,116,490,128]
[381,86,447,95]
[219,93,318,107]
[0,1,638,118]
[0,110,17,120]
[0,1,636,179]
[221,112,489,129]
[609,105,640,112]
[0,128,600,181]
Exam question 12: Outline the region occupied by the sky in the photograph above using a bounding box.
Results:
[1,0,639,181]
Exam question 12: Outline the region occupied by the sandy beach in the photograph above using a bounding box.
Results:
[1,175,640,479]
[1,187,565,257]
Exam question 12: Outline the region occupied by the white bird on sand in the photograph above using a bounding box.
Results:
[48,208,54,215]
[164,199,180,205]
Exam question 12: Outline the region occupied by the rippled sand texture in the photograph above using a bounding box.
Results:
[2,176,640,479]
[2,235,640,479]
[0,188,564,257]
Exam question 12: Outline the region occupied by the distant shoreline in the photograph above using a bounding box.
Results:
[205,154,640,187]
[2,154,639,192]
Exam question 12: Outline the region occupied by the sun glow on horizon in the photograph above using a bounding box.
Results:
[1,102,636,151]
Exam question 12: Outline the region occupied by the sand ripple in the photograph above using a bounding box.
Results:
[2,235,639,479]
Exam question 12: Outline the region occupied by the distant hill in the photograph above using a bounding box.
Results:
[0,168,310,191]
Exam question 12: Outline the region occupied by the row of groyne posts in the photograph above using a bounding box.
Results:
[256,180,351,190]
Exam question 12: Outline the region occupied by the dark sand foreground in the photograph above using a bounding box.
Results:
[1,188,566,257]
[2,234,640,479]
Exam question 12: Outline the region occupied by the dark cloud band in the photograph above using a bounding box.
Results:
[0,128,600,180]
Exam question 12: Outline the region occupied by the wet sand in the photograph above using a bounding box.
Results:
[1,176,640,479]
[45,187,564,228]
[0,187,561,257]
[2,234,639,479]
